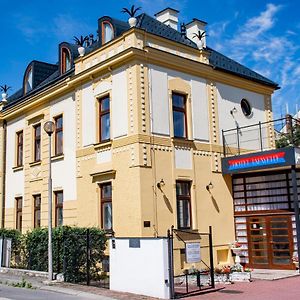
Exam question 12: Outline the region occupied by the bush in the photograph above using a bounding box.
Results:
[0,228,26,268]
[1,226,107,283]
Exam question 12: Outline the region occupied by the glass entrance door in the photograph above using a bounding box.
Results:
[247,215,294,269]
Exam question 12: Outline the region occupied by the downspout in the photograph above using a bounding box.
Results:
[1,120,7,228]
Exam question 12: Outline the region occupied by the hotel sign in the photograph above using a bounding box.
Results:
[222,147,296,174]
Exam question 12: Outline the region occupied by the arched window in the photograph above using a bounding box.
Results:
[61,48,71,73]
[102,21,114,44]
[25,67,33,94]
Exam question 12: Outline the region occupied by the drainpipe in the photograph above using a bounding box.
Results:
[1,120,7,228]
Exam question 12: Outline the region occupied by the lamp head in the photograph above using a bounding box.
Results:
[44,121,55,136]
[157,179,165,189]
[206,181,214,191]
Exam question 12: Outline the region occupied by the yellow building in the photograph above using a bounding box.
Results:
[0,8,278,272]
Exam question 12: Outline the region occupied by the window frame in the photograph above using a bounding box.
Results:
[16,197,22,231]
[55,191,63,227]
[33,123,41,162]
[172,93,188,139]
[24,67,33,94]
[102,21,114,44]
[33,194,41,228]
[61,47,71,74]
[16,130,23,167]
[176,181,192,230]
[98,95,110,143]
[100,182,112,231]
[54,115,63,156]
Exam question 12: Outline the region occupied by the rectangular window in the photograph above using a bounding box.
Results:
[16,197,22,231]
[176,181,191,229]
[54,115,63,156]
[172,93,187,138]
[99,96,110,142]
[100,183,112,230]
[34,194,41,228]
[55,191,63,227]
[33,124,41,162]
[16,131,23,167]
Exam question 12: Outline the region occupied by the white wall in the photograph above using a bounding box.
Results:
[191,78,209,141]
[82,82,95,147]
[50,94,77,201]
[175,148,192,169]
[112,67,128,138]
[110,238,170,299]
[5,117,25,208]
[149,65,209,141]
[149,66,170,136]
[217,83,267,150]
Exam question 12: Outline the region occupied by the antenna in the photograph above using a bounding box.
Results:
[286,103,289,115]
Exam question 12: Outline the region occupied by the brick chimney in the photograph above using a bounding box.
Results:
[155,7,179,30]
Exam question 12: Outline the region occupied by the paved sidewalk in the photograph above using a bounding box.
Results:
[184,276,300,300]
[1,271,300,300]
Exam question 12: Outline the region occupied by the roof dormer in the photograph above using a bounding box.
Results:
[97,16,129,46]
[23,61,58,95]
[59,42,76,75]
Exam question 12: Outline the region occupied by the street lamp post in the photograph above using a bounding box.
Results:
[44,121,55,281]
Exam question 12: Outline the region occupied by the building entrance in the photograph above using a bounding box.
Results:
[247,215,294,270]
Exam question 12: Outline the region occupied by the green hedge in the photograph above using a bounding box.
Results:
[1,226,107,283]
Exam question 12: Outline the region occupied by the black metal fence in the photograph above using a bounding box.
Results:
[7,227,109,289]
[168,226,215,298]
[222,115,299,157]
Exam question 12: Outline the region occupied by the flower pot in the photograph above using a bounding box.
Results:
[196,40,204,50]
[231,247,243,266]
[128,17,137,27]
[1,93,7,103]
[78,46,85,57]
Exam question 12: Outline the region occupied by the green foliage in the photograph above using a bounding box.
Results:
[121,5,141,17]
[276,125,300,148]
[1,226,107,283]
[0,228,26,268]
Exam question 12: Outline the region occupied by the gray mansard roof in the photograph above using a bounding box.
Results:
[5,12,278,110]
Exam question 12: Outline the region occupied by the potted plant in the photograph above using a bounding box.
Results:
[73,35,89,57]
[192,30,207,49]
[292,253,299,269]
[230,241,243,267]
[0,84,11,103]
[121,5,141,27]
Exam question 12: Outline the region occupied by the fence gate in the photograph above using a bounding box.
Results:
[168,226,215,298]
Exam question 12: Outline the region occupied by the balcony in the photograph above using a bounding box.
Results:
[222,115,299,157]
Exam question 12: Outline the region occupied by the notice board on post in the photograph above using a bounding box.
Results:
[185,242,201,263]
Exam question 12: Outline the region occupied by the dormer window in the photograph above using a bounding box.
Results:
[61,48,71,73]
[25,68,33,94]
[102,21,114,43]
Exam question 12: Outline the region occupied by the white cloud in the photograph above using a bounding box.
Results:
[14,14,48,44]
[52,14,94,42]
[209,3,300,118]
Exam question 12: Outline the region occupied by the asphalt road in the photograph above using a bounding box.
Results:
[0,284,96,300]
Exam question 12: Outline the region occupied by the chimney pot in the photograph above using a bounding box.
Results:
[186,18,208,48]
[155,7,179,31]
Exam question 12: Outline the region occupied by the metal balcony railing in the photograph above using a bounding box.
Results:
[222,115,299,157]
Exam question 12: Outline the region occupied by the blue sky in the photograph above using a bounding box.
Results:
[0,0,299,118]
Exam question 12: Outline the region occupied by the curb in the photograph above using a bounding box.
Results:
[40,285,115,299]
